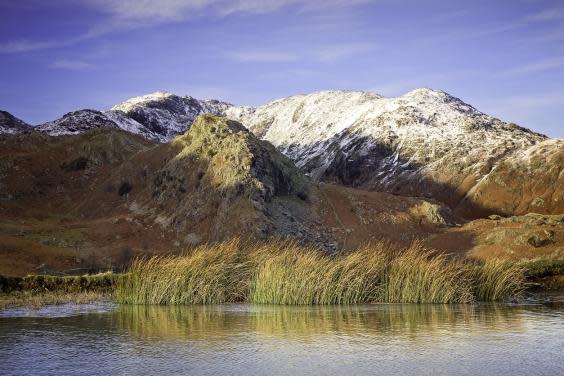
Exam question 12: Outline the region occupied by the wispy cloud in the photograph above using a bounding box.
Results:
[50,59,94,70]
[227,51,299,63]
[415,23,519,46]
[0,40,61,53]
[312,42,375,63]
[503,57,564,75]
[86,0,370,19]
[84,0,209,22]
[227,42,375,64]
[525,6,564,22]
[0,0,370,54]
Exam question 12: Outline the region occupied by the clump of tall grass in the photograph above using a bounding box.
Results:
[115,239,249,304]
[116,239,525,305]
[380,243,473,303]
[468,259,526,301]
[248,242,387,304]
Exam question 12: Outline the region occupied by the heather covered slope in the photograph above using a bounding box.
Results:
[0,129,155,275]
[0,115,331,274]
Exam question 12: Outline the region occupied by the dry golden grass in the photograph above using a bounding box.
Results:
[468,259,526,301]
[116,239,525,305]
[116,239,249,304]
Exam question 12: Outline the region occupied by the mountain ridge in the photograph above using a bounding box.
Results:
[2,88,561,218]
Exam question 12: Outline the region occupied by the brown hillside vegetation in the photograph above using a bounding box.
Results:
[456,139,564,218]
[0,115,562,276]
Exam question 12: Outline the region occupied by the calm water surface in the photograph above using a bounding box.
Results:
[1,301,563,375]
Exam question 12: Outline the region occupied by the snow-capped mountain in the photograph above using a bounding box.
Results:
[0,111,32,134]
[32,91,233,142]
[3,88,560,217]
[225,89,560,217]
[228,89,544,182]
[108,91,232,142]
[37,109,120,136]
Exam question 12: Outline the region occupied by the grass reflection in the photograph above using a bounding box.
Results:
[116,303,527,340]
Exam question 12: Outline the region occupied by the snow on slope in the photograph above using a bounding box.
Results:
[0,111,33,134]
[33,91,233,141]
[108,91,232,141]
[225,89,549,211]
[37,109,120,136]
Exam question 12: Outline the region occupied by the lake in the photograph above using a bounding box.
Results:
[1,301,563,375]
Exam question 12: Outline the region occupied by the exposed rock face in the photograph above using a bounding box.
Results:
[0,111,32,134]
[37,109,120,135]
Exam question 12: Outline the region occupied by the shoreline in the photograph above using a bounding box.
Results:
[1,273,562,310]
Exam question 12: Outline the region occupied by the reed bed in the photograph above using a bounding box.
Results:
[116,239,525,305]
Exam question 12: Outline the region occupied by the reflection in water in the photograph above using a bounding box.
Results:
[1,303,563,375]
[115,303,527,340]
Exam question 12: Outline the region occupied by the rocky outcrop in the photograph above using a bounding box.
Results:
[93,114,324,245]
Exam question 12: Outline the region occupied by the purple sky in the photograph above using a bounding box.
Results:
[1,0,563,137]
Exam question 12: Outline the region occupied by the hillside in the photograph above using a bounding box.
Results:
[1,114,562,276]
[0,115,331,274]
[0,111,32,134]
